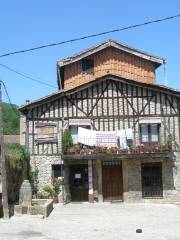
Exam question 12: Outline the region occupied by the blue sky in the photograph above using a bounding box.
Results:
[0,0,180,106]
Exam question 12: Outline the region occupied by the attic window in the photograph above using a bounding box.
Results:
[82,59,94,72]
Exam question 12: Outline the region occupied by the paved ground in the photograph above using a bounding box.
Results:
[0,203,180,240]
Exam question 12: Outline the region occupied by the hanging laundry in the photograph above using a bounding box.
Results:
[96,131,117,147]
[78,127,96,146]
[116,128,133,149]
[125,128,134,147]
[116,130,127,149]
[78,127,133,148]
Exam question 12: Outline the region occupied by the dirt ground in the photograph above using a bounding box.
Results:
[0,203,180,240]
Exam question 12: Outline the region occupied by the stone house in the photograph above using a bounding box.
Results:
[19,39,180,204]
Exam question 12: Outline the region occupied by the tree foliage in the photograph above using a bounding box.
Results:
[2,102,20,135]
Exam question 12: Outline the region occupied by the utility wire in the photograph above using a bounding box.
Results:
[0,13,180,58]
[0,80,17,113]
[0,63,57,89]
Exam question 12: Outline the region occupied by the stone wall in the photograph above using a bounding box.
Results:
[123,153,180,204]
[30,155,63,188]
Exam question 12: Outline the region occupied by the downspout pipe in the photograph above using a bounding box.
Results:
[163,59,168,86]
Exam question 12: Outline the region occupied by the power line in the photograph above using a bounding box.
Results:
[0,13,180,58]
[0,80,17,113]
[0,63,57,89]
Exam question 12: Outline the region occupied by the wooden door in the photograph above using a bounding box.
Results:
[102,164,123,201]
[70,165,88,201]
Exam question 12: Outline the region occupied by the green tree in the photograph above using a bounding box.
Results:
[2,102,20,135]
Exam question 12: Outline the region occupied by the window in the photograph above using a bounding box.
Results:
[70,126,78,144]
[141,163,163,198]
[36,122,57,143]
[70,125,91,144]
[37,126,54,139]
[140,124,159,146]
[52,165,63,178]
[82,59,94,72]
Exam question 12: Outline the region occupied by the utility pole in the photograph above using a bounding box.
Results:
[0,81,9,219]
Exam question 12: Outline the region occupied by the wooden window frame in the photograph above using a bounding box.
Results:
[52,164,63,178]
[140,123,160,147]
[82,59,94,72]
[69,125,91,144]
[35,123,57,144]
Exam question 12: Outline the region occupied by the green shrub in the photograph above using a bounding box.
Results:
[43,185,53,194]
[62,129,73,152]
[4,144,29,204]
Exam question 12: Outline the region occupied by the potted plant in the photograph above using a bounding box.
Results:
[42,184,53,198]
[153,144,161,153]
[51,178,61,203]
[101,146,107,153]
[111,147,118,154]
[164,134,175,151]
[106,147,113,155]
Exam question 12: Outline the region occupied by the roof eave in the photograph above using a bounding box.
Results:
[19,74,180,112]
[57,40,165,68]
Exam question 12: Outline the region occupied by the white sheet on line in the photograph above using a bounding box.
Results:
[78,127,96,146]
[116,130,127,149]
[96,131,117,147]
[116,128,133,149]
[78,127,133,148]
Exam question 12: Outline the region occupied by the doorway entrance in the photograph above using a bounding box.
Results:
[141,163,163,198]
[102,162,123,201]
[70,164,88,201]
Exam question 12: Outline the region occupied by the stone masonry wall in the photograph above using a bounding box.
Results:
[125,153,180,204]
[30,155,63,188]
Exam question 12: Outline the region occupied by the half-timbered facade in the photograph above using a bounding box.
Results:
[19,40,180,204]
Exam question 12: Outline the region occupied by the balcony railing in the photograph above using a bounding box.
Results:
[63,138,172,156]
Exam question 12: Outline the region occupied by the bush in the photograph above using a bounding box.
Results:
[37,189,50,199]
[62,129,73,152]
[4,144,29,204]
[51,178,62,197]
[43,185,53,194]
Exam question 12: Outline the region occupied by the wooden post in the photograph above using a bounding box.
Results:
[122,160,128,201]
[63,161,71,203]
[97,160,103,202]
[0,81,9,219]
[88,159,94,203]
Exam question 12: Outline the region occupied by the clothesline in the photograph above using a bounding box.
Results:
[78,127,134,149]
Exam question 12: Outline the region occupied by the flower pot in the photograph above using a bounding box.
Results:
[53,196,59,204]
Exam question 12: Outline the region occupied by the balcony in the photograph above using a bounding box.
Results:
[62,142,173,161]
[62,128,175,161]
